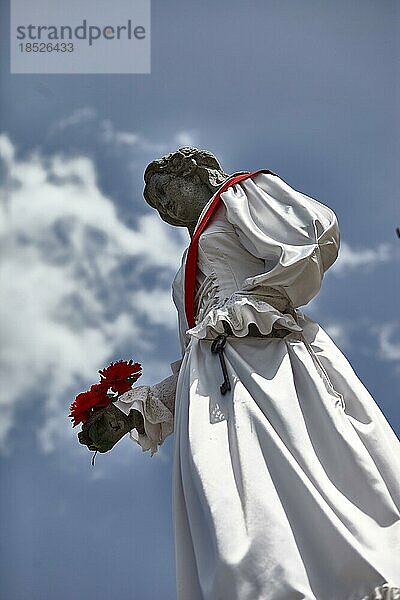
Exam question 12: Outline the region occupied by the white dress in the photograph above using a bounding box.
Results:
[115,172,400,600]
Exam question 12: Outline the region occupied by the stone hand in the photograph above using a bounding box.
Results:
[78,403,145,453]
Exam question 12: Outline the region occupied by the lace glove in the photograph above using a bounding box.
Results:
[113,362,180,455]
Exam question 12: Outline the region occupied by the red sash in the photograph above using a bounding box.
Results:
[184,169,275,328]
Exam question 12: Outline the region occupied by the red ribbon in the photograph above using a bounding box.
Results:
[184,169,275,328]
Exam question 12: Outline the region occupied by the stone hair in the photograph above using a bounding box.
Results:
[143,147,228,208]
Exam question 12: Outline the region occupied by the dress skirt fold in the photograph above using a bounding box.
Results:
[168,172,400,599]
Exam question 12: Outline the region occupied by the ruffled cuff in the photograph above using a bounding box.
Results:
[113,384,174,456]
[187,292,303,340]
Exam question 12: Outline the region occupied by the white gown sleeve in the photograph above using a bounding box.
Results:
[112,359,181,455]
[188,172,340,341]
[220,172,340,307]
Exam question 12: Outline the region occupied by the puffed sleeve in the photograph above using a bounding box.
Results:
[220,172,339,308]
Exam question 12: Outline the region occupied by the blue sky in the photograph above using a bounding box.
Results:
[0,1,399,599]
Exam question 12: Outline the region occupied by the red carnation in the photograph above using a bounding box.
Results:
[69,359,142,428]
[99,359,142,395]
[69,382,109,428]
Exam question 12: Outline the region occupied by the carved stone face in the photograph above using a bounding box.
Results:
[145,172,214,229]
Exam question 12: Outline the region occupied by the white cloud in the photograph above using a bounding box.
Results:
[50,106,97,132]
[48,106,198,162]
[132,288,177,329]
[363,321,400,378]
[99,120,199,153]
[374,322,400,363]
[174,130,198,147]
[331,241,397,275]
[98,118,150,149]
[323,322,350,351]
[0,133,187,453]
[0,133,15,164]
[48,107,198,156]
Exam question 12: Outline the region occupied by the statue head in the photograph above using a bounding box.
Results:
[143,147,229,234]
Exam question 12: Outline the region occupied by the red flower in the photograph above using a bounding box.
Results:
[69,359,142,428]
[99,359,142,395]
[69,382,109,428]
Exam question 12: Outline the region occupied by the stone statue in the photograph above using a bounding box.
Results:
[77,146,400,599]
